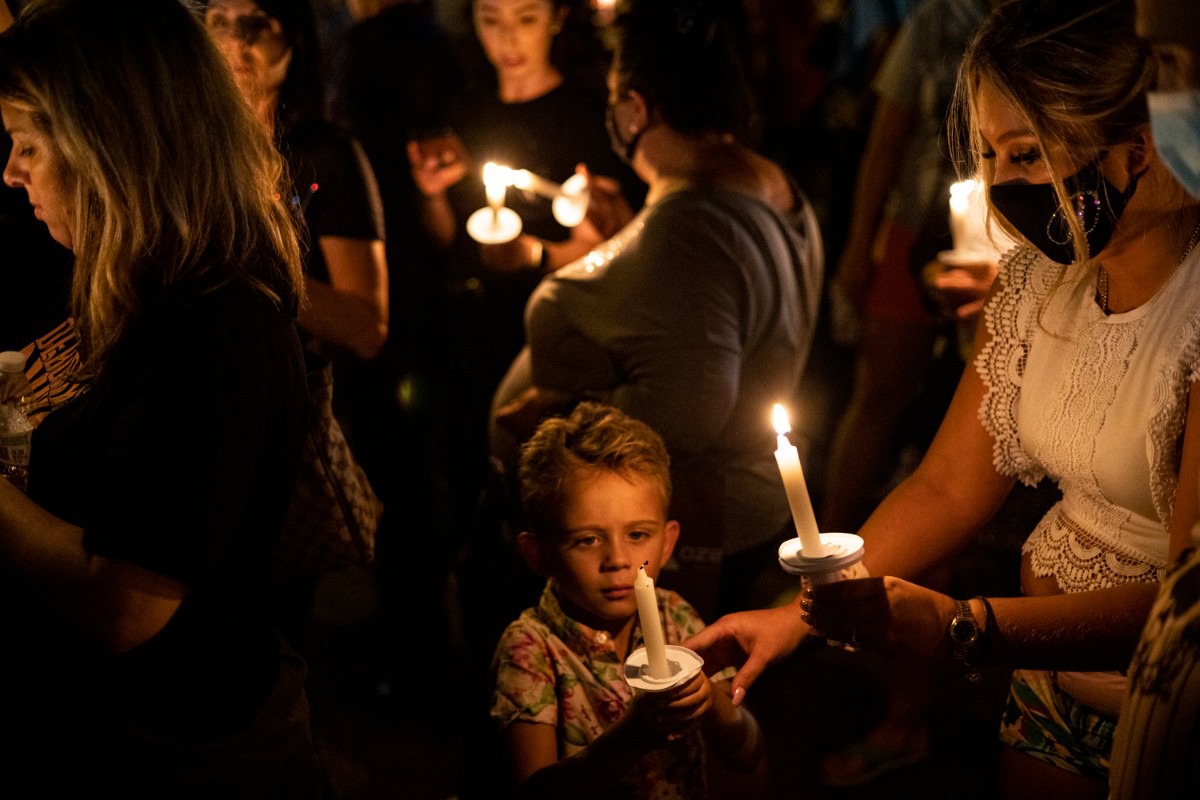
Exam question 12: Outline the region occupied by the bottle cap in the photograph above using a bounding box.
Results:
[0,351,26,374]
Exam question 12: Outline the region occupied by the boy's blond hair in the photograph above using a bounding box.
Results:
[519,402,672,539]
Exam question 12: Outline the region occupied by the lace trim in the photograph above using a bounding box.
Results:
[1146,310,1200,524]
[1024,506,1162,592]
[976,248,1200,517]
[975,247,1053,486]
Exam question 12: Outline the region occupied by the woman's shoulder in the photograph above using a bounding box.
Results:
[994,245,1054,290]
[135,280,293,351]
[104,279,301,409]
[646,184,784,237]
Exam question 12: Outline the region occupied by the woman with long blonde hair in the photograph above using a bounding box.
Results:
[0,0,320,794]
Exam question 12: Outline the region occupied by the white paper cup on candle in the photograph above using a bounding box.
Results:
[466,205,522,244]
[778,532,865,585]
[624,645,705,692]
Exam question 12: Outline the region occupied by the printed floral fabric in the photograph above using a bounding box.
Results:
[999,668,1115,779]
[491,580,711,798]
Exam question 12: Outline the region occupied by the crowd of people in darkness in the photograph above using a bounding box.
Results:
[0,0,1198,798]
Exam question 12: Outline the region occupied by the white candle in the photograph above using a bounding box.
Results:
[510,169,560,198]
[949,179,996,256]
[772,404,825,558]
[948,180,973,253]
[634,562,670,679]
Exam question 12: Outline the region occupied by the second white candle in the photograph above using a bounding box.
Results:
[634,562,670,679]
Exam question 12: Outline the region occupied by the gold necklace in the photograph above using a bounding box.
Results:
[1097,218,1200,315]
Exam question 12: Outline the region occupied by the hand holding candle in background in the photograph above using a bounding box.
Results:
[934,180,1006,359]
[634,562,670,679]
[772,404,825,558]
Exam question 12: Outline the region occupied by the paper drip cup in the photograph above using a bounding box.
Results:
[624,645,704,693]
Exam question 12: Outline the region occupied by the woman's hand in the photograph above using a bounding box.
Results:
[803,576,955,659]
[922,255,999,324]
[0,369,31,405]
[479,234,543,273]
[683,603,809,705]
[406,136,468,198]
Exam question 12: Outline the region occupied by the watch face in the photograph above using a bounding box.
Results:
[951,618,978,644]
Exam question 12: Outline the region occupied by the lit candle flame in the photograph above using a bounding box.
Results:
[772,403,792,436]
[483,162,512,210]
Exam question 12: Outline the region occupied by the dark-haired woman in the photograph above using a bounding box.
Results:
[205,0,386,652]
[205,0,387,366]
[0,0,320,794]
[490,0,824,618]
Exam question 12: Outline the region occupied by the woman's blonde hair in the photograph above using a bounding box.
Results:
[0,0,304,378]
[951,0,1155,266]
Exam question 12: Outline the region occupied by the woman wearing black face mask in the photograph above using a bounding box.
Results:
[689,1,1200,797]
[489,0,824,620]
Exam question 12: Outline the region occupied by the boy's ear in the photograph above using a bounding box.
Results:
[516,531,547,577]
[660,520,681,565]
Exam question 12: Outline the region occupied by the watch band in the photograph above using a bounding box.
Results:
[948,599,982,682]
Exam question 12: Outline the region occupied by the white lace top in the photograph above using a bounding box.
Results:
[976,246,1200,592]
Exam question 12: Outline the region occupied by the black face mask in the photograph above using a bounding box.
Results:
[989,160,1144,264]
[605,101,643,166]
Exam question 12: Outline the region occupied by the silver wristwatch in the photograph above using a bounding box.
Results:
[948,599,982,681]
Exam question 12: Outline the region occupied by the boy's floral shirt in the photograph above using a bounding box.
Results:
[491,579,712,798]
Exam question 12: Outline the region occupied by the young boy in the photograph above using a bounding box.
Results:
[490,402,766,798]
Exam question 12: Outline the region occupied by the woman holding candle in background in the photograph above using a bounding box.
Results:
[407,0,641,618]
[691,0,1200,796]
[491,403,764,798]
[489,0,824,623]
[822,0,994,535]
[205,0,387,365]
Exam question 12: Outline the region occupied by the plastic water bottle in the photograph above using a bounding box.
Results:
[0,351,32,492]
